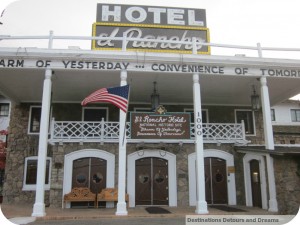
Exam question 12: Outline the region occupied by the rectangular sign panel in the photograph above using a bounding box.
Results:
[93,4,209,54]
[131,112,191,139]
[92,23,209,54]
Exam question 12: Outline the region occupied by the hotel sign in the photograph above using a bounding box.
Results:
[92,4,209,54]
[131,113,191,139]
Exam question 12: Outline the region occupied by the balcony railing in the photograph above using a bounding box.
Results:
[49,118,246,144]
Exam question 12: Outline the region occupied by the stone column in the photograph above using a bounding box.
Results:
[116,70,128,216]
[32,68,52,217]
[193,73,208,214]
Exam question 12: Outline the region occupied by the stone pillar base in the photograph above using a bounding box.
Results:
[32,203,46,217]
[116,202,128,216]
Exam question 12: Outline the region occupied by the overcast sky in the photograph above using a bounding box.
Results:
[1,0,300,58]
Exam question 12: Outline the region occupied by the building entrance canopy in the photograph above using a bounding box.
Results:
[1,46,300,106]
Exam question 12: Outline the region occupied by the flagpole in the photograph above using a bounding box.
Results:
[116,70,128,216]
[122,85,130,146]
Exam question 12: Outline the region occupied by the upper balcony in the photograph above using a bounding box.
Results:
[49,118,247,145]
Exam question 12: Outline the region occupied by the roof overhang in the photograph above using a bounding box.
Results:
[1,47,300,105]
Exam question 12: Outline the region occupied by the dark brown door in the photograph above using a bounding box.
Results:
[250,160,262,208]
[205,157,228,204]
[72,157,107,207]
[135,157,168,205]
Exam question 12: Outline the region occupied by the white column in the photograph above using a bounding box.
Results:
[193,73,208,214]
[260,77,274,150]
[32,68,52,217]
[260,76,278,212]
[266,154,278,212]
[116,70,128,216]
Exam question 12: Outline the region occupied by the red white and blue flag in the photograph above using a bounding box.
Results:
[81,85,130,113]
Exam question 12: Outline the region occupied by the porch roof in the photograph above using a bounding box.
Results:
[1,47,300,106]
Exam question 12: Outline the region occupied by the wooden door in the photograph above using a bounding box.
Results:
[205,157,228,204]
[135,157,168,205]
[72,157,107,207]
[250,160,262,208]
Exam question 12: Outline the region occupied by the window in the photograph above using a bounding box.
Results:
[0,103,9,116]
[28,106,42,134]
[82,107,108,121]
[291,109,300,122]
[235,110,255,135]
[184,108,208,123]
[271,109,276,121]
[23,156,52,191]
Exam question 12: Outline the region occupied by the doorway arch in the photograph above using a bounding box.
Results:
[243,154,268,209]
[127,150,177,207]
[188,149,237,206]
[63,149,115,208]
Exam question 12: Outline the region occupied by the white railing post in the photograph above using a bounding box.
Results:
[241,120,245,139]
[257,42,263,58]
[48,30,54,49]
[100,117,105,144]
[50,117,55,140]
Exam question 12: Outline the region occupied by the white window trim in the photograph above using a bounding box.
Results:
[234,109,256,136]
[82,107,109,121]
[27,105,52,135]
[22,156,52,191]
[0,103,10,117]
[28,106,41,135]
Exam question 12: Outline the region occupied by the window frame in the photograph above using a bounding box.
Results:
[235,109,256,136]
[0,103,10,117]
[271,108,276,121]
[82,107,109,121]
[28,106,42,135]
[290,109,300,122]
[22,156,52,191]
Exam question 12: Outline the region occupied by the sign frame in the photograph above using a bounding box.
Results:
[130,112,191,140]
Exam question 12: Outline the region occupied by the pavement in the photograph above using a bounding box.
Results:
[0,203,283,225]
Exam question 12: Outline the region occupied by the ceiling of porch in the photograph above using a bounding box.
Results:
[1,67,300,106]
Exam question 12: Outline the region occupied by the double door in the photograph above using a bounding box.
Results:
[135,157,169,205]
[72,157,107,207]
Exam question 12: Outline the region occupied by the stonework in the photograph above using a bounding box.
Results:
[3,103,300,215]
[273,156,300,214]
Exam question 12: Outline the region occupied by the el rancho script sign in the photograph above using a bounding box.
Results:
[131,112,191,139]
[92,4,209,54]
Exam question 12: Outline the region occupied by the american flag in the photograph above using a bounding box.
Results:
[81,85,130,112]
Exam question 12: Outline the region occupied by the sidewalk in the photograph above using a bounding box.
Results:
[1,203,278,222]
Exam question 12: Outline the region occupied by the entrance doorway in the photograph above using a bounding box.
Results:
[135,157,169,205]
[72,157,107,207]
[205,157,228,204]
[250,159,262,208]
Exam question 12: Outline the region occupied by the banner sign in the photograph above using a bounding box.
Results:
[92,4,209,54]
[131,112,191,139]
[1,58,300,78]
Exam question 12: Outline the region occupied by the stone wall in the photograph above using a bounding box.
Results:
[273,155,300,214]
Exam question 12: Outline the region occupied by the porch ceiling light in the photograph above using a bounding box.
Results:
[151,81,160,111]
[251,85,260,111]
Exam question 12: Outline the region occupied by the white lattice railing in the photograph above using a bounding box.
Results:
[50,118,246,144]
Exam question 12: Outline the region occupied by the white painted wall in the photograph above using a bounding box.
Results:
[272,100,300,125]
